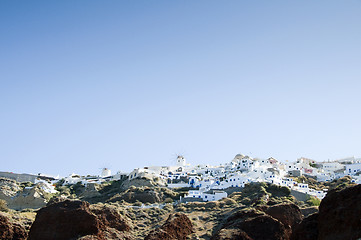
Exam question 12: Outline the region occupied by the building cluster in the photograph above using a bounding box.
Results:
[61,168,128,185]
[126,155,361,202]
[57,154,361,203]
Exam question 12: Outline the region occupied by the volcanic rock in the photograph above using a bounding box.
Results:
[121,176,166,190]
[80,183,101,199]
[300,206,318,218]
[317,184,361,240]
[145,213,193,240]
[117,188,161,204]
[28,200,132,240]
[291,184,361,240]
[211,209,288,240]
[291,213,318,240]
[0,212,27,240]
[108,186,176,204]
[265,203,302,238]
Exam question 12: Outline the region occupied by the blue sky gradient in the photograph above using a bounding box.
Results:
[1,1,361,176]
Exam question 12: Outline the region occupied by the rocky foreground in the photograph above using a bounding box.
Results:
[0,177,360,240]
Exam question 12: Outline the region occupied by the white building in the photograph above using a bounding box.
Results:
[321,162,344,172]
[345,163,361,175]
[184,190,227,202]
[101,168,111,178]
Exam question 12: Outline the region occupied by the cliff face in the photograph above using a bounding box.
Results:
[292,184,361,240]
[211,203,302,240]
[0,178,20,202]
[0,212,28,240]
[28,200,133,240]
[145,213,193,240]
[317,184,361,240]
[0,180,51,210]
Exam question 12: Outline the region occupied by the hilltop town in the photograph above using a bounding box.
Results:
[0,153,360,220]
[1,154,361,205]
[1,153,360,240]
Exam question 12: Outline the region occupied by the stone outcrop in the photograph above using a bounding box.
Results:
[265,203,302,238]
[291,213,318,240]
[111,188,162,204]
[0,212,28,240]
[211,209,288,240]
[291,184,361,240]
[120,176,166,190]
[317,184,361,240]
[299,206,318,218]
[0,180,53,210]
[9,186,48,210]
[80,183,101,199]
[28,200,132,240]
[0,178,20,202]
[145,213,193,240]
[108,186,177,204]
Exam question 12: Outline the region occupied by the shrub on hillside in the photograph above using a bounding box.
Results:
[306,196,321,206]
[230,182,294,207]
[0,199,8,212]
[163,198,173,204]
[267,184,290,197]
[20,181,33,188]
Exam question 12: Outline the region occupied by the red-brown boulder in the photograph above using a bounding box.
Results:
[0,213,27,240]
[291,213,318,240]
[145,213,193,240]
[28,200,132,240]
[212,209,288,240]
[317,184,361,240]
[291,184,361,240]
[265,203,302,238]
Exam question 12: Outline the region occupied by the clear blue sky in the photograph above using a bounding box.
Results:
[1,1,361,177]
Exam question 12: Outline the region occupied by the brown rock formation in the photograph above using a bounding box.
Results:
[300,206,318,218]
[291,213,318,240]
[28,200,132,240]
[108,186,177,204]
[265,203,302,238]
[214,228,252,240]
[117,189,162,203]
[291,184,361,240]
[211,209,288,240]
[317,184,361,240]
[0,212,27,240]
[145,213,193,240]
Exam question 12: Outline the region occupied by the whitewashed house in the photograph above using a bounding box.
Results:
[280,178,296,188]
[345,163,361,175]
[183,190,227,202]
[63,174,84,185]
[321,162,344,173]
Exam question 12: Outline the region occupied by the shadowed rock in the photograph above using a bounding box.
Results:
[291,213,318,240]
[211,209,288,240]
[291,184,361,240]
[145,213,193,240]
[265,203,302,238]
[0,212,27,240]
[317,184,361,240]
[28,200,132,240]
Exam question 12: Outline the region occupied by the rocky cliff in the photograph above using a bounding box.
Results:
[292,184,361,240]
